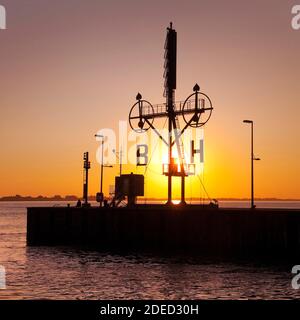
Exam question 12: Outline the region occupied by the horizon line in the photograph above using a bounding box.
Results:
[1,195,300,202]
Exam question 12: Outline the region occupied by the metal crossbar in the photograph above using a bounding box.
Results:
[130,99,212,120]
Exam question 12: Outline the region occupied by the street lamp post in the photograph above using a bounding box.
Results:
[243,120,260,209]
[95,134,113,207]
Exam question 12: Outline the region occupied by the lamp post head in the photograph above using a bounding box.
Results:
[95,134,104,138]
[243,120,253,124]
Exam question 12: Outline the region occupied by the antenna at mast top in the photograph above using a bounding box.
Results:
[169,22,173,30]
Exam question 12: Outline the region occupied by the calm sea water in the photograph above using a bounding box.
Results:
[0,201,300,300]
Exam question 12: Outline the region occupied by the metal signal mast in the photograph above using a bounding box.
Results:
[129,23,213,205]
[83,152,90,206]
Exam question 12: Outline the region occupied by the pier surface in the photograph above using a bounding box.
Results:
[27,205,300,259]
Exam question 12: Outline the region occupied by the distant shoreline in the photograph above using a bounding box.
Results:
[0,196,299,202]
[0,196,80,202]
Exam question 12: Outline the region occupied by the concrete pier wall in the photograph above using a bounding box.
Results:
[27,205,300,259]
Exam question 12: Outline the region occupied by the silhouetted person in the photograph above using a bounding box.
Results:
[76,199,82,207]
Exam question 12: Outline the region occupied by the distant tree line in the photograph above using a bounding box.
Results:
[0,195,82,201]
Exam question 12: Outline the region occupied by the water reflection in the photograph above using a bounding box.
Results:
[0,202,299,299]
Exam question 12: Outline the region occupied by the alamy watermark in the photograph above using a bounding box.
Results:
[291,265,300,289]
[292,5,300,30]
[0,265,6,289]
[0,5,6,30]
[95,121,204,172]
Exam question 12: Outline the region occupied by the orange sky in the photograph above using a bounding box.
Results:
[0,0,299,199]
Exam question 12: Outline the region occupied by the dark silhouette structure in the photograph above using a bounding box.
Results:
[129,23,213,205]
[76,199,82,208]
[83,152,90,206]
[114,173,144,206]
[27,205,300,260]
[243,120,260,209]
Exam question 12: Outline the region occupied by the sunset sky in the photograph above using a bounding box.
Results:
[0,0,299,199]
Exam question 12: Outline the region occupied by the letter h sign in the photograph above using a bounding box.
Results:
[190,140,204,164]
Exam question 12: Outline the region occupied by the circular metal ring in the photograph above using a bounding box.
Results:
[129,100,154,133]
[181,92,213,128]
